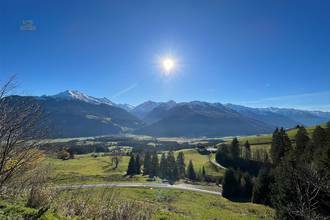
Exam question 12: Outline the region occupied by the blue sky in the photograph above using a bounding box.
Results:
[1,0,330,110]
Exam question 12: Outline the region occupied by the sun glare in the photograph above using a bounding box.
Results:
[162,57,175,73]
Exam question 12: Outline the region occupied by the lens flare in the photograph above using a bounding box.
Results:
[162,58,175,73]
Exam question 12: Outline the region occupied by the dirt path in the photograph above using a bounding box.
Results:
[58,182,222,196]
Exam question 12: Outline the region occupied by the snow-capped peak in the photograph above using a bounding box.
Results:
[51,90,115,105]
[47,90,136,112]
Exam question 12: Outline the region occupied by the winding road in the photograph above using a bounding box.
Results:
[58,182,222,196]
[210,159,226,170]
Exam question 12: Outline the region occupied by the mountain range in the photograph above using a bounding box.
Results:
[5,90,330,138]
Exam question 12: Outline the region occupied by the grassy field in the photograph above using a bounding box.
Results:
[1,188,274,219]
[44,154,148,184]
[44,149,225,184]
[175,149,225,177]
[52,188,274,220]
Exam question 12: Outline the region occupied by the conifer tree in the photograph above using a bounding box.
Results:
[222,168,239,198]
[135,154,141,174]
[270,128,292,165]
[312,126,327,149]
[295,126,310,157]
[143,151,151,175]
[159,153,167,179]
[252,168,273,205]
[126,154,135,176]
[186,160,196,181]
[167,151,178,182]
[244,140,251,160]
[176,152,186,179]
[201,166,206,181]
[231,138,240,159]
[149,151,159,178]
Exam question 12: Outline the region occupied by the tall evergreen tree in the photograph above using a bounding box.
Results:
[176,152,186,179]
[126,155,135,176]
[326,121,330,140]
[201,166,206,181]
[270,128,292,165]
[143,151,152,175]
[295,126,310,157]
[270,128,281,164]
[159,153,167,179]
[135,154,141,174]
[244,140,251,160]
[149,151,159,178]
[242,172,253,199]
[308,126,326,163]
[316,125,330,174]
[186,160,196,181]
[312,126,327,148]
[230,138,240,159]
[215,144,230,165]
[167,151,178,182]
[222,168,239,198]
[252,168,273,205]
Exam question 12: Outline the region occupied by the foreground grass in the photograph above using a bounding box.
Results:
[52,188,274,219]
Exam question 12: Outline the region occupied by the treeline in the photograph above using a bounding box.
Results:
[126,151,207,184]
[217,138,267,200]
[216,138,269,176]
[220,123,330,219]
[40,141,109,155]
[255,124,330,219]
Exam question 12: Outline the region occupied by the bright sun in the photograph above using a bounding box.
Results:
[162,58,175,73]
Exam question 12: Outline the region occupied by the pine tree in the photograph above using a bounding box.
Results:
[230,138,240,159]
[159,153,167,179]
[316,123,330,174]
[216,144,230,165]
[222,168,239,198]
[176,152,186,179]
[149,151,159,178]
[270,128,292,166]
[244,140,251,160]
[326,121,330,140]
[310,126,327,163]
[186,160,196,181]
[126,155,135,176]
[242,172,253,198]
[252,168,273,205]
[135,154,141,174]
[143,151,151,175]
[201,166,206,181]
[270,128,281,164]
[295,126,310,157]
[167,151,178,182]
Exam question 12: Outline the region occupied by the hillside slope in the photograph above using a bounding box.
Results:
[136,102,273,137]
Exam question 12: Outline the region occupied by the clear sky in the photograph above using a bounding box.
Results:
[1,0,330,110]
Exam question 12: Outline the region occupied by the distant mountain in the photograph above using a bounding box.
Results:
[116,103,135,112]
[130,101,162,119]
[49,90,115,106]
[225,104,330,128]
[7,92,144,138]
[265,107,330,126]
[135,102,273,137]
[142,101,177,124]
[225,104,300,128]
[4,90,330,138]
